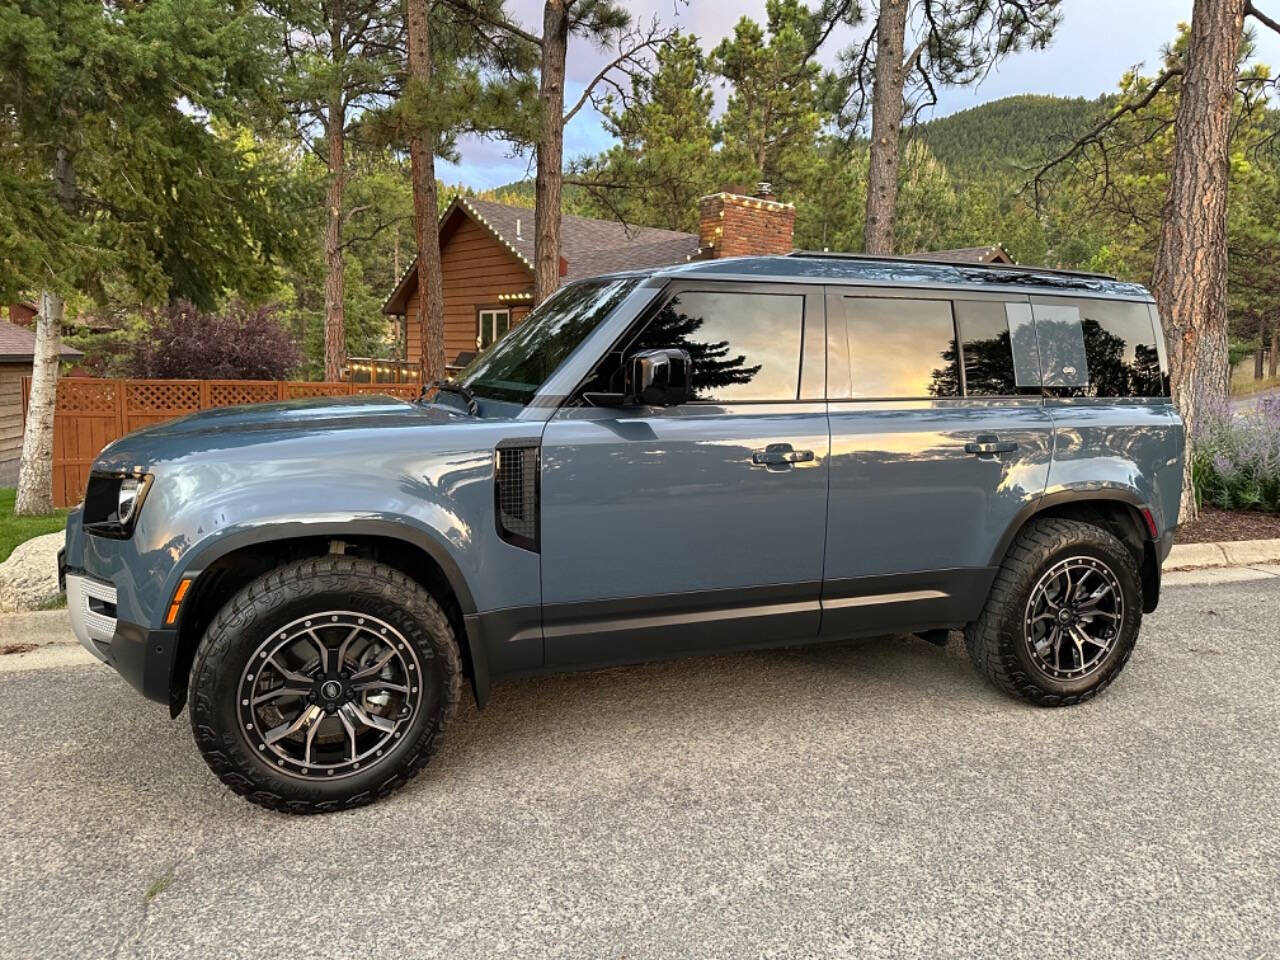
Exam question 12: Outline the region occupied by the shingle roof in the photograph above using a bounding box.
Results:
[0,321,83,362]
[462,197,700,282]
[911,245,1013,264]
[383,196,700,313]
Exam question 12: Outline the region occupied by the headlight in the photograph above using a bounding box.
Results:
[84,472,152,537]
[117,477,143,526]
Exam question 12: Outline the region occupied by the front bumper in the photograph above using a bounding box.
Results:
[65,569,178,705]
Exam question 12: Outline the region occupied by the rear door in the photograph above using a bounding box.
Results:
[1031,295,1183,536]
[821,288,1054,636]
[538,282,830,667]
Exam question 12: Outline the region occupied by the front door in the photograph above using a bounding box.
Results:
[539,283,830,668]
[822,289,1054,636]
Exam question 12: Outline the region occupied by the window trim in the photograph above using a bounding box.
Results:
[475,305,512,351]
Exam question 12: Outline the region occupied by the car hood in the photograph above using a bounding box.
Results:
[94,394,471,471]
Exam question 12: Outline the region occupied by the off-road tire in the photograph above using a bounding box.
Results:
[189,557,462,813]
[965,518,1142,707]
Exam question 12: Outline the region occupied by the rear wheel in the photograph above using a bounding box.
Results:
[965,518,1142,706]
[189,556,462,813]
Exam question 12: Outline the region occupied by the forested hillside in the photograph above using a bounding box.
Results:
[912,95,1110,181]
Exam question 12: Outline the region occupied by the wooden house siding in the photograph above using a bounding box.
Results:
[0,362,28,484]
[404,217,532,366]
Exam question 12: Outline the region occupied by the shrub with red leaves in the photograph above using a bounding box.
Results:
[127,300,301,380]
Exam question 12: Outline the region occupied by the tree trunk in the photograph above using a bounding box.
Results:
[533,2,569,304]
[15,146,74,517]
[323,90,347,382]
[1271,320,1279,378]
[407,0,446,379]
[1150,0,1244,526]
[863,0,908,255]
[1255,337,1266,380]
[14,291,62,516]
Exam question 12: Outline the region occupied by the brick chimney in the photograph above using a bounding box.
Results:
[696,183,796,259]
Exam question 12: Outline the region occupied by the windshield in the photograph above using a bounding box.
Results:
[457,277,641,405]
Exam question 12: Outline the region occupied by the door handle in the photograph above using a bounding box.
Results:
[964,434,1018,456]
[752,444,815,466]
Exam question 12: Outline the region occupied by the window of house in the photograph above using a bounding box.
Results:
[627,290,806,402]
[844,297,961,399]
[477,308,511,350]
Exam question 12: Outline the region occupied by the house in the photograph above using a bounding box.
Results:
[1,314,83,484]
[381,188,1014,371]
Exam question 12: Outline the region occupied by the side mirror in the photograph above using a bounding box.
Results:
[627,348,693,406]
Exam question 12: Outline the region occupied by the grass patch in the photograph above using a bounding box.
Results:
[1231,374,1280,398]
[0,488,68,564]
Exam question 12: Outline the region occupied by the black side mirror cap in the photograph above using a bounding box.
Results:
[627,348,693,406]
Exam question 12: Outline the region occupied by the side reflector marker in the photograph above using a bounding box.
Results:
[1141,508,1159,539]
[166,578,193,625]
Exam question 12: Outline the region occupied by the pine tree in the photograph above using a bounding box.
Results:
[578,32,718,232]
[263,0,403,380]
[711,0,830,198]
[0,0,307,514]
[816,0,1062,253]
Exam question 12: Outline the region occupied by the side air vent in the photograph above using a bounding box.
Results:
[494,441,540,552]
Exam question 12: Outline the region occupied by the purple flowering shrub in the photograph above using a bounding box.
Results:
[1192,393,1280,511]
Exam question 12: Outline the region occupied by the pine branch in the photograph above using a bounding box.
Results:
[1026,64,1184,207]
[563,20,674,125]
[434,0,542,47]
[1246,1,1280,35]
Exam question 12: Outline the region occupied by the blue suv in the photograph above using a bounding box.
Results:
[61,253,1184,812]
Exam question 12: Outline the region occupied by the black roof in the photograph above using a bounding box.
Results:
[639,252,1153,301]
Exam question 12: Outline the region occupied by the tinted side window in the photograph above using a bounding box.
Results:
[954,300,1035,396]
[1040,298,1166,398]
[630,291,804,402]
[1080,299,1166,397]
[845,297,959,399]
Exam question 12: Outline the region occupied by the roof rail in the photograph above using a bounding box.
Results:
[785,249,1117,282]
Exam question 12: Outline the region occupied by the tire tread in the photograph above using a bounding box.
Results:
[964,518,1142,707]
[188,556,462,814]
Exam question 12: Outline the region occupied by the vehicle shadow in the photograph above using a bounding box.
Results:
[18,631,1005,818]
[428,632,1007,784]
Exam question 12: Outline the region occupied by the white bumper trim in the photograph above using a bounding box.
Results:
[66,573,117,663]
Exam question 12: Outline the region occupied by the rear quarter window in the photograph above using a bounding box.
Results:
[1035,298,1167,398]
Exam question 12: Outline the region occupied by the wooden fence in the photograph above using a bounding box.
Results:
[21,378,421,507]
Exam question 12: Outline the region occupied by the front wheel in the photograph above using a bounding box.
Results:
[189,557,462,813]
[965,518,1143,707]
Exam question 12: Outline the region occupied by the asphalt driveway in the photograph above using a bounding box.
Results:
[1,573,1277,959]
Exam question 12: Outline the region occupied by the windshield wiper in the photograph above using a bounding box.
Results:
[418,380,478,416]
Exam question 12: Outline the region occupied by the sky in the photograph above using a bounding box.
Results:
[439,0,1280,191]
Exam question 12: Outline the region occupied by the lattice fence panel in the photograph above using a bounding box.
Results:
[352,384,419,400]
[56,379,120,413]
[208,381,281,407]
[127,380,201,413]
[283,382,353,399]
